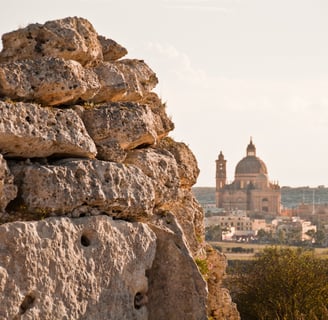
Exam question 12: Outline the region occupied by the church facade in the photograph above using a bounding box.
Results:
[215,139,281,215]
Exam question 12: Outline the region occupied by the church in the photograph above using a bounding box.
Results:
[215,138,281,215]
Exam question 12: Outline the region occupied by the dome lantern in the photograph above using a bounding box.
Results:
[246,137,256,156]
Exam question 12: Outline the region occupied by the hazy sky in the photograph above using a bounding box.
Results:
[0,0,328,187]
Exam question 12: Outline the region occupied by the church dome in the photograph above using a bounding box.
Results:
[235,156,268,175]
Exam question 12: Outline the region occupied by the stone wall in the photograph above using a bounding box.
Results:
[0,17,239,320]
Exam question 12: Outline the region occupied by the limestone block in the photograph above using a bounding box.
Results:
[92,60,158,103]
[115,59,158,101]
[98,35,128,61]
[147,213,208,320]
[79,102,158,161]
[0,57,100,106]
[0,17,103,66]
[96,140,127,163]
[125,148,180,206]
[0,154,17,211]
[0,216,156,319]
[92,62,128,102]
[0,101,97,158]
[141,93,175,139]
[205,245,240,320]
[162,189,205,256]
[158,137,199,188]
[9,159,155,220]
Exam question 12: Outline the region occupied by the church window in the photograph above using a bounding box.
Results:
[262,198,269,212]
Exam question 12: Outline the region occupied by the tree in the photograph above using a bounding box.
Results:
[227,247,328,320]
[315,229,327,247]
[205,225,222,241]
[256,229,272,243]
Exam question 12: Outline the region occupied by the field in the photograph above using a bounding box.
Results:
[209,241,328,260]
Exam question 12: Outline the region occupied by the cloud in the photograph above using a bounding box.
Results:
[145,42,208,86]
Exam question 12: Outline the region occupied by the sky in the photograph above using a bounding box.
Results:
[0,0,328,187]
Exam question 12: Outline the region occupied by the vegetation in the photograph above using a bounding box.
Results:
[226,247,328,320]
[205,225,222,241]
[195,258,209,279]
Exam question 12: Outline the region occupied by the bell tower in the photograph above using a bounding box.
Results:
[215,151,226,207]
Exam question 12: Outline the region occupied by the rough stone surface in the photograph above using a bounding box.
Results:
[0,58,100,106]
[141,93,174,139]
[147,213,208,320]
[92,62,127,102]
[206,245,240,320]
[95,140,128,163]
[163,189,205,257]
[9,159,155,220]
[0,16,240,320]
[115,59,158,101]
[98,35,128,61]
[158,137,200,188]
[0,17,103,66]
[0,101,97,158]
[0,216,156,320]
[78,102,158,161]
[0,154,17,211]
[125,148,180,205]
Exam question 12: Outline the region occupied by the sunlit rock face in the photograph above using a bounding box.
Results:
[0,17,239,320]
[0,17,104,66]
[0,101,97,158]
[0,216,156,320]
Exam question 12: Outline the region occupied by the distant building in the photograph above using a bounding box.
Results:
[272,217,317,242]
[215,138,281,215]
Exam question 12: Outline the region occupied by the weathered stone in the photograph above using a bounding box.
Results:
[96,140,127,163]
[147,213,208,320]
[141,93,175,139]
[0,16,240,320]
[158,137,199,188]
[0,154,17,211]
[92,62,128,102]
[125,148,180,205]
[205,245,240,320]
[98,35,128,61]
[0,216,156,319]
[162,189,205,256]
[0,17,103,66]
[9,159,155,220]
[0,58,100,106]
[92,60,158,103]
[78,102,158,161]
[0,101,97,158]
[115,59,158,101]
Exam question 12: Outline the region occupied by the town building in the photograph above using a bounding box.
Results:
[215,138,281,215]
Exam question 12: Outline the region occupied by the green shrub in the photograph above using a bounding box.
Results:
[227,247,328,320]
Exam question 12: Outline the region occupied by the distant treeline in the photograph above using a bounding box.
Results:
[192,186,328,208]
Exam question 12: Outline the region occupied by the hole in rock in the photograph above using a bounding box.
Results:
[134,292,147,310]
[19,293,35,314]
[81,234,91,247]
[135,143,151,149]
